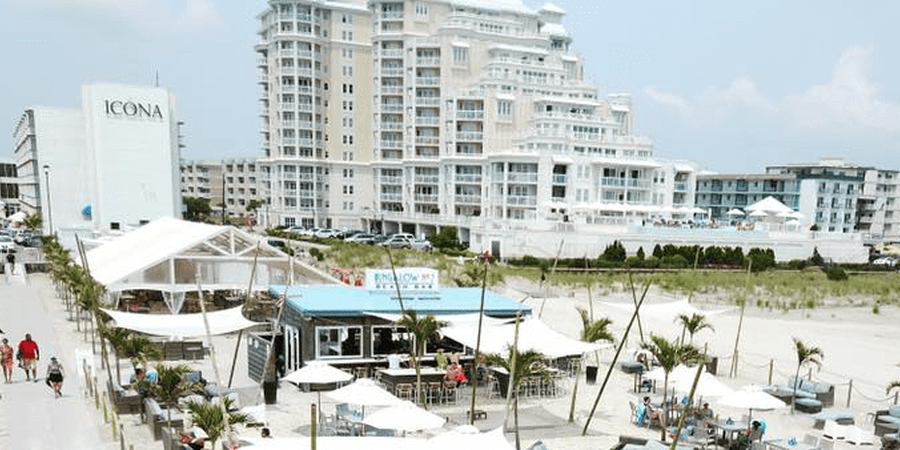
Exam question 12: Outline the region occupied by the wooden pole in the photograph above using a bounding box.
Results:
[468,257,490,424]
[729,260,752,378]
[311,403,318,450]
[846,379,852,407]
[582,281,650,436]
[669,354,706,450]
[228,243,261,388]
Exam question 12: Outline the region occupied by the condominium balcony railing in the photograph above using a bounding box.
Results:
[415,77,440,86]
[674,182,689,192]
[415,194,439,203]
[415,136,440,145]
[507,173,538,183]
[379,11,404,20]
[456,131,483,141]
[457,110,484,120]
[380,104,404,113]
[380,49,404,59]
[416,57,441,66]
[455,194,481,204]
[455,174,482,183]
[415,97,441,106]
[380,86,404,95]
[380,192,403,201]
[381,68,405,77]
[415,116,439,126]
[379,176,403,184]
[381,122,403,130]
[414,175,439,184]
[380,140,403,149]
[507,195,537,206]
[552,174,567,184]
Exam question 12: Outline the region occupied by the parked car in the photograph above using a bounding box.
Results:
[380,235,413,249]
[301,227,321,237]
[267,238,287,249]
[0,236,14,252]
[410,238,434,252]
[873,256,898,267]
[314,228,338,239]
[22,236,43,248]
[14,230,31,244]
[346,233,376,244]
[371,234,389,246]
[286,226,305,236]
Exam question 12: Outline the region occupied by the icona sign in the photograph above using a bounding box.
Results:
[104,100,164,120]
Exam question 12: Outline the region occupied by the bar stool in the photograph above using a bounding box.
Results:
[395,383,414,401]
[427,382,444,405]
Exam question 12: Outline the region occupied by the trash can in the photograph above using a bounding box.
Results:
[585,366,598,384]
[705,357,718,375]
[263,380,278,404]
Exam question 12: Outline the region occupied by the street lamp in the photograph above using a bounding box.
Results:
[42,164,53,236]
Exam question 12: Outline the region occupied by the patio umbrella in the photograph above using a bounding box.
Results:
[674,371,734,399]
[717,385,785,423]
[726,209,745,216]
[326,378,401,407]
[283,361,354,419]
[749,210,768,218]
[361,400,446,432]
[429,426,515,450]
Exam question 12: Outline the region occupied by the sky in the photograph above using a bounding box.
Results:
[1,0,898,173]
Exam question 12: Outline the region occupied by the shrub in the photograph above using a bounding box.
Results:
[635,247,645,261]
[308,247,324,262]
[430,226,466,251]
[520,255,542,267]
[824,265,848,281]
[652,244,664,259]
[601,241,627,262]
[624,256,643,268]
[785,259,808,270]
[661,255,689,268]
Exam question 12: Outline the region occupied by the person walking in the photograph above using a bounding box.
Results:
[17,333,39,382]
[0,338,14,382]
[5,251,15,275]
[45,356,64,397]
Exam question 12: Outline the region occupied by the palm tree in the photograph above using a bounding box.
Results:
[791,338,824,414]
[144,363,200,429]
[569,308,614,422]
[641,335,702,441]
[186,397,248,450]
[395,311,445,406]
[676,313,714,344]
[22,213,42,232]
[486,349,547,449]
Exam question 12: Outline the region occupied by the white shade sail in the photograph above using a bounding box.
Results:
[100,306,261,338]
[428,426,514,450]
[717,385,785,410]
[441,316,611,358]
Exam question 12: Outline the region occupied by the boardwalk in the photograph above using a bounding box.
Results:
[0,271,116,450]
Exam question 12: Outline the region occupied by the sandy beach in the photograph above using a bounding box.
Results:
[17,271,900,450]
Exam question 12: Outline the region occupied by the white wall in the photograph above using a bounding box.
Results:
[82,84,180,230]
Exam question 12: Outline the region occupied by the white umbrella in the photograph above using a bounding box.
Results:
[674,371,734,398]
[717,385,785,423]
[283,361,354,419]
[362,400,446,432]
[283,361,353,385]
[8,211,26,222]
[326,378,401,407]
[429,426,514,450]
[749,210,768,218]
[726,208,745,216]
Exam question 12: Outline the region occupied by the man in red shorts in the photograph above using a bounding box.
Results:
[17,333,39,382]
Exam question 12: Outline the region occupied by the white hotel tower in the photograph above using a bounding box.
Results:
[256,0,697,257]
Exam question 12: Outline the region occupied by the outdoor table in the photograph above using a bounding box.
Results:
[713,419,749,446]
[376,367,445,392]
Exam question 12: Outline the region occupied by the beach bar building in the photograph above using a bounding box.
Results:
[250,268,530,380]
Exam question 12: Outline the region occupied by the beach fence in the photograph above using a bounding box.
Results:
[715,350,899,412]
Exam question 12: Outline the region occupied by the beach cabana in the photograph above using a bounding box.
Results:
[85,217,319,313]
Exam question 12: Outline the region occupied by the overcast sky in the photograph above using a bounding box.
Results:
[1,0,898,173]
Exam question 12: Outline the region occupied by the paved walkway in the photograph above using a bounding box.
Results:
[0,272,117,450]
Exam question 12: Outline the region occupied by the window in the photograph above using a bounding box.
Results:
[342,14,352,24]
[342,65,353,76]
[316,326,362,358]
[415,2,428,17]
[497,99,511,117]
[342,83,354,94]
[341,30,353,41]
[453,46,468,64]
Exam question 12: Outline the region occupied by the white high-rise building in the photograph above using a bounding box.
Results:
[12,83,182,239]
[256,0,697,255]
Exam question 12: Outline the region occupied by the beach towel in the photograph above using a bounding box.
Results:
[636,403,647,426]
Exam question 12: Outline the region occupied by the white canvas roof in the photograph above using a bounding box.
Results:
[441,316,610,358]
[84,217,313,312]
[101,306,261,339]
[745,196,793,215]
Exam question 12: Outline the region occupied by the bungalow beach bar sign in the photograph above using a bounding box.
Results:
[364,268,438,292]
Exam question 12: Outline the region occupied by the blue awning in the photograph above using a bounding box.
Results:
[82,204,92,215]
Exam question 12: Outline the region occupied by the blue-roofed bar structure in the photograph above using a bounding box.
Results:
[251,268,530,379]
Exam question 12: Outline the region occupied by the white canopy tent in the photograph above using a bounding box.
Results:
[745,196,794,215]
[85,217,316,313]
[100,306,262,339]
[440,315,611,358]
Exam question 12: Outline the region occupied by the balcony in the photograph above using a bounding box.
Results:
[257,57,268,66]
[415,97,441,106]
[380,140,403,149]
[381,122,403,130]
[601,177,626,187]
[416,57,441,66]
[381,192,403,201]
[380,86,404,95]
[379,11,404,20]
[552,174,566,184]
[415,116,439,126]
[507,195,537,206]
[296,138,314,147]
[455,194,481,204]
[456,131,483,141]
[455,174,482,183]
[258,74,269,83]
[297,120,314,129]
[674,182,688,192]
[296,50,313,59]
[415,77,440,86]
[381,68,405,77]
[296,103,314,112]
[380,104,404,113]
[282,119,296,128]
[379,176,403,184]
[507,173,538,183]
[414,194,439,203]
[457,110,484,120]
[415,136,440,145]
[380,49,404,59]
[414,175,439,184]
